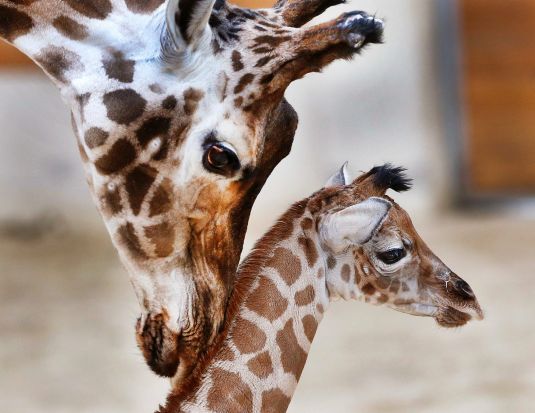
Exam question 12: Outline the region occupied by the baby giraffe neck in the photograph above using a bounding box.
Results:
[165,200,331,413]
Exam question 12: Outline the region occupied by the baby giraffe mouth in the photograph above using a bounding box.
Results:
[434,306,473,328]
[391,302,484,328]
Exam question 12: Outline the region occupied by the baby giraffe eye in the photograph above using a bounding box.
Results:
[377,248,406,265]
[203,142,241,177]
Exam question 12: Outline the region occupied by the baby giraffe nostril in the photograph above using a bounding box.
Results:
[455,279,475,299]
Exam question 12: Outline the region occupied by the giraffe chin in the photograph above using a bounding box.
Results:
[391,303,482,328]
[434,307,474,328]
[136,315,181,378]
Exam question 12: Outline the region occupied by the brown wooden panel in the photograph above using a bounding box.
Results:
[460,0,535,194]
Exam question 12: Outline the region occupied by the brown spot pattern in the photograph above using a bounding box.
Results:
[136,117,171,147]
[300,218,313,231]
[126,164,157,215]
[64,0,112,20]
[183,88,204,116]
[103,89,147,125]
[36,46,82,83]
[254,35,291,47]
[266,247,301,286]
[362,283,376,296]
[231,50,244,71]
[117,222,146,259]
[234,73,254,94]
[207,368,253,413]
[162,95,177,110]
[102,185,122,216]
[84,127,109,149]
[277,319,308,380]
[354,265,362,284]
[341,264,351,282]
[234,96,243,108]
[0,6,33,42]
[261,388,291,413]
[327,255,336,269]
[149,83,163,94]
[295,285,315,306]
[246,277,288,321]
[232,317,267,354]
[302,315,318,342]
[53,16,88,40]
[149,180,172,217]
[103,50,135,83]
[298,236,318,267]
[247,351,273,379]
[145,222,175,257]
[255,56,273,67]
[94,138,136,174]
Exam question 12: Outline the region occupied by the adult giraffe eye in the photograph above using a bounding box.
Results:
[377,248,406,265]
[203,142,241,177]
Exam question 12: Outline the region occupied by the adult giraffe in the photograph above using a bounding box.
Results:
[0,0,383,378]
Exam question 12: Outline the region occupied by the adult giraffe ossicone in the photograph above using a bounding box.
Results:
[0,0,383,377]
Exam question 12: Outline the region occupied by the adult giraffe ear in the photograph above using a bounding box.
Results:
[164,0,217,51]
[320,197,391,253]
[324,162,350,188]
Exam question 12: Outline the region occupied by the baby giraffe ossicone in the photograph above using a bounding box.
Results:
[161,164,484,413]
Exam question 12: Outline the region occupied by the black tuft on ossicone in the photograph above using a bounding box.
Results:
[369,163,412,192]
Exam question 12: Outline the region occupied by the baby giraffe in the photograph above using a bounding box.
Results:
[160,164,484,413]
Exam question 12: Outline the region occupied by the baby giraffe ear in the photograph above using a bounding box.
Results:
[165,0,216,50]
[320,197,392,253]
[324,162,350,188]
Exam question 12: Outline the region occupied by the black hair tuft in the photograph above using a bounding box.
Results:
[369,163,412,192]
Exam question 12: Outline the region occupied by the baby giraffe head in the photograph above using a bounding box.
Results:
[315,164,483,327]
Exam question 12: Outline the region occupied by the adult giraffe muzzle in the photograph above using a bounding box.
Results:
[0,0,383,378]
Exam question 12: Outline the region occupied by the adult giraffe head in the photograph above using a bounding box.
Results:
[0,0,383,377]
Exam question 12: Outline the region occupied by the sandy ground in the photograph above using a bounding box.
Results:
[1,212,534,413]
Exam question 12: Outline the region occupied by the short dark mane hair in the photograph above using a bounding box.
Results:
[369,163,412,192]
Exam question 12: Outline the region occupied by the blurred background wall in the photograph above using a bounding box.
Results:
[1,1,534,412]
